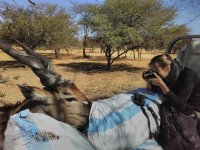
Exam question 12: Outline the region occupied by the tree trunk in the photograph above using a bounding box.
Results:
[91,46,94,53]
[105,45,112,69]
[55,48,60,59]
[139,49,142,58]
[83,26,88,58]
[83,47,86,57]
[83,36,87,58]
[137,49,139,58]
[133,50,135,59]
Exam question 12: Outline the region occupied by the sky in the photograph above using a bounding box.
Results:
[2,0,200,34]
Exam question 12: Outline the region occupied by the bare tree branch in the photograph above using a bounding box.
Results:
[110,46,139,64]
[111,48,119,56]
[28,0,36,5]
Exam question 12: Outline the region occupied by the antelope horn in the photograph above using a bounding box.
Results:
[10,37,38,55]
[0,40,43,69]
[0,39,63,88]
[10,37,51,71]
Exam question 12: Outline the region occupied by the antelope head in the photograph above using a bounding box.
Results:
[0,39,91,133]
[17,85,91,129]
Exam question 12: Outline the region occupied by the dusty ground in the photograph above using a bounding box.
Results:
[0,48,172,104]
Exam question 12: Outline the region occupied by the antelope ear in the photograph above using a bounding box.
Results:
[18,84,35,98]
[17,84,53,104]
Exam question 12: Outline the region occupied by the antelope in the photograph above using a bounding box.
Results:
[0,38,91,147]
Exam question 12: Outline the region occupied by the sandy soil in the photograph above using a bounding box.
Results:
[0,48,171,104]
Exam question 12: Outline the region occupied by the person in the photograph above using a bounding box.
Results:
[145,54,200,116]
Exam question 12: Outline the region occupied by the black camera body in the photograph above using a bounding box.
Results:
[142,69,156,79]
[131,92,145,107]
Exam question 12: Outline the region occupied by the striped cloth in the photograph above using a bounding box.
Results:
[4,109,95,150]
[87,88,165,150]
[4,88,164,150]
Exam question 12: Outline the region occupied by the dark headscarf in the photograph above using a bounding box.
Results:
[163,57,185,87]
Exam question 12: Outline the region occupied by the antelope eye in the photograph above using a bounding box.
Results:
[60,93,76,102]
[65,97,75,102]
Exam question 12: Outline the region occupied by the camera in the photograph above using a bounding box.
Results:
[131,92,145,107]
[142,69,156,79]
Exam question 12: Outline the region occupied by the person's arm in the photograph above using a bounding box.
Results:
[149,73,169,94]
[150,71,196,110]
[164,72,196,110]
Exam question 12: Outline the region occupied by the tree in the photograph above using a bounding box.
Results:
[0,3,77,58]
[157,25,190,49]
[72,3,96,58]
[35,4,78,58]
[83,0,189,68]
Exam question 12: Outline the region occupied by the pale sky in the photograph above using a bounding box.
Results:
[3,0,200,34]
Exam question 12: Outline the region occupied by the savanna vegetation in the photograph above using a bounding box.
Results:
[0,0,191,103]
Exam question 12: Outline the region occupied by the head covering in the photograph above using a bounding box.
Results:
[163,57,185,87]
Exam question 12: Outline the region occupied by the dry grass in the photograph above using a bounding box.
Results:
[0,48,174,104]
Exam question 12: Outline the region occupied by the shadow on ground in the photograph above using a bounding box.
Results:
[0,61,26,69]
[57,62,145,73]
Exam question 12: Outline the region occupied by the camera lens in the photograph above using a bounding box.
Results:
[142,69,156,79]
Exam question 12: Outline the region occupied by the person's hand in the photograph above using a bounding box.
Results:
[148,72,165,87]
[148,73,169,94]
[144,78,151,84]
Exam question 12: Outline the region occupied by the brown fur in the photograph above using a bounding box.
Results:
[0,85,91,147]
[0,40,91,148]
